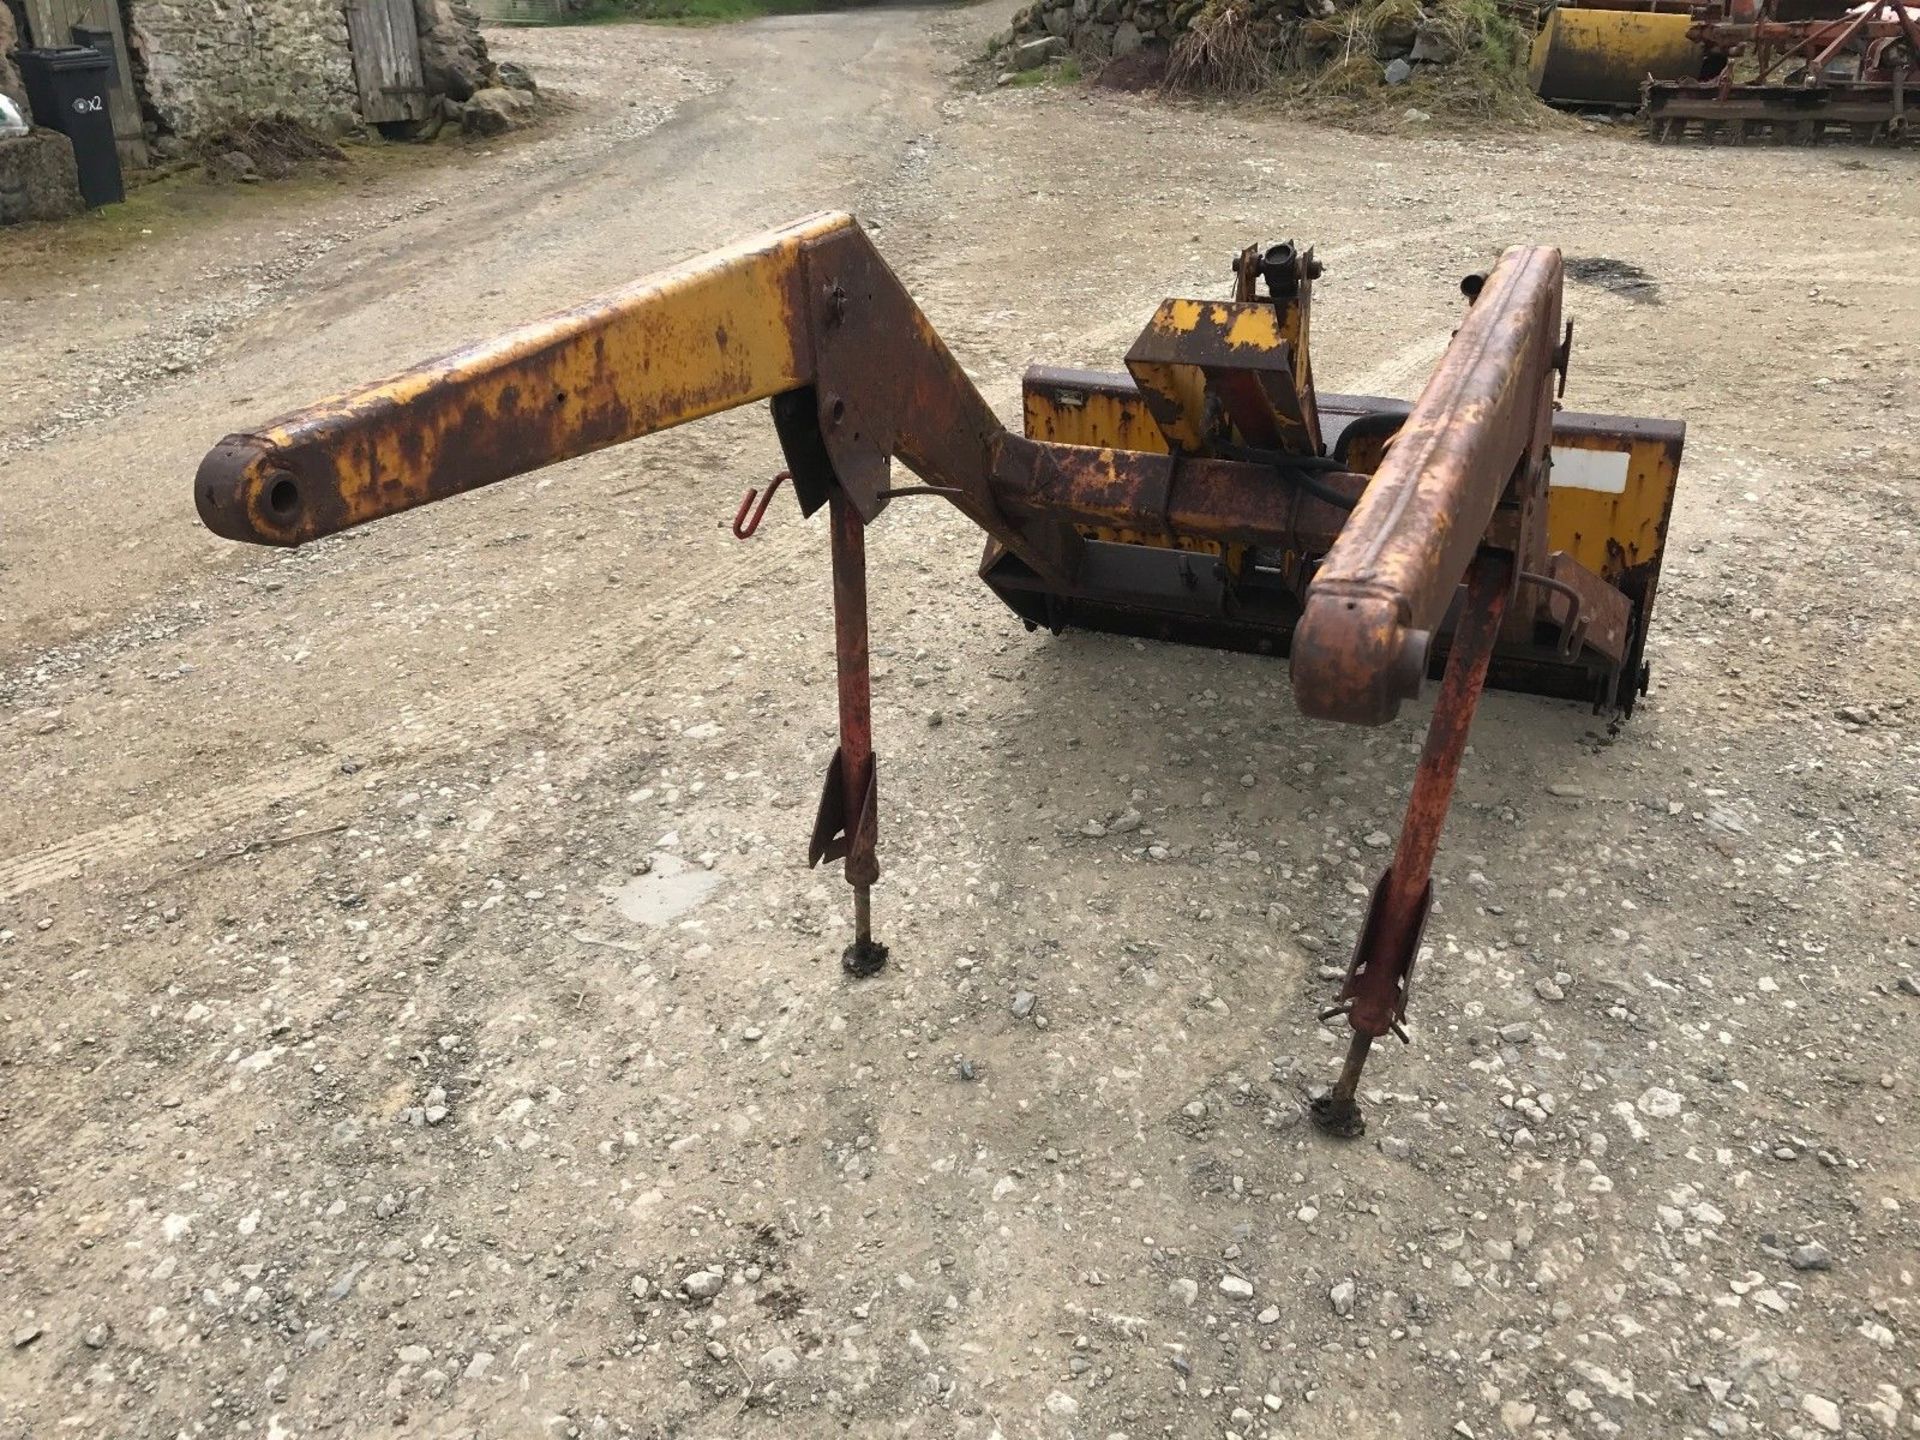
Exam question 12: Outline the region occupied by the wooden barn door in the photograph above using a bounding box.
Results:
[345,0,431,126]
[21,0,148,167]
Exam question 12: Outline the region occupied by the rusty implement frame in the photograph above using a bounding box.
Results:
[1643,0,1920,144]
[196,213,1686,1135]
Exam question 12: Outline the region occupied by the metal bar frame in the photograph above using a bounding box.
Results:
[190,216,1677,1139]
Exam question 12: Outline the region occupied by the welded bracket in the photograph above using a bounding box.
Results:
[798,225,1083,588]
[808,746,878,880]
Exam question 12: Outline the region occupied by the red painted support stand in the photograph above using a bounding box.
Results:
[809,490,887,976]
[1312,553,1515,1137]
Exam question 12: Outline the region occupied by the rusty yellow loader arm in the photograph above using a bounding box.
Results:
[197,211,1685,1136]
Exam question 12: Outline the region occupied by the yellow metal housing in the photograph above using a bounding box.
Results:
[1529,4,1702,109]
[1020,370,1681,591]
[1124,298,1320,456]
[1540,426,1680,585]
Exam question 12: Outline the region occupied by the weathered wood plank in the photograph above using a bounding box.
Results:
[346,0,430,125]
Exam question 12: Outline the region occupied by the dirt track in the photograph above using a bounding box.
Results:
[1,6,1917,1437]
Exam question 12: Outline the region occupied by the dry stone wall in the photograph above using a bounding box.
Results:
[1012,0,1160,63]
[1006,0,1462,79]
[123,0,493,143]
[1005,0,1309,63]
[2,0,504,225]
[0,127,81,221]
[126,0,361,140]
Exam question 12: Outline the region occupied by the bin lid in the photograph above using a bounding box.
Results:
[24,45,113,71]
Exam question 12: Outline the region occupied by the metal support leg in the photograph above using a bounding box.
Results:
[1311,553,1515,1137]
[808,489,888,977]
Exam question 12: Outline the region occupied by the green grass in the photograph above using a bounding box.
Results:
[1005,55,1083,85]
[1453,0,1524,73]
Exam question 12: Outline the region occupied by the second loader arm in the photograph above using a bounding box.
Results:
[196,211,1678,1138]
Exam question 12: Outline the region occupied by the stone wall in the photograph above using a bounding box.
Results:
[1006,0,1462,82]
[122,0,495,143]
[1,3,29,114]
[125,0,362,140]
[1005,0,1293,65]
[0,127,81,222]
[417,0,494,102]
[3,0,504,224]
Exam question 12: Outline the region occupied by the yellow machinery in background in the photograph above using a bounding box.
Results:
[1530,0,1704,107]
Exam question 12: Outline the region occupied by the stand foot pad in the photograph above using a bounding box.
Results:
[842,938,889,978]
[1310,1093,1367,1139]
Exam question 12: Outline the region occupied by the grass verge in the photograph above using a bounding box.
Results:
[1270,0,1553,128]
[1005,55,1084,86]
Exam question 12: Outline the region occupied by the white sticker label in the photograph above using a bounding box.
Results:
[1550,446,1630,494]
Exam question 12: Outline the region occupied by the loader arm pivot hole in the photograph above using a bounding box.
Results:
[194,213,1685,1137]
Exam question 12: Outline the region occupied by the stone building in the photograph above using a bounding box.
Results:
[127,0,369,141]
[1,0,506,221]
[2,0,495,149]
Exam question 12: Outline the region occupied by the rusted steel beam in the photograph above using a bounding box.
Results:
[194,211,1077,590]
[1313,552,1514,1137]
[1291,247,1562,726]
[1643,82,1920,137]
[1716,13,1916,47]
[197,212,844,547]
[988,435,1363,553]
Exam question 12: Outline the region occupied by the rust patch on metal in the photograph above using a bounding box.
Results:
[196,212,849,546]
[990,436,1361,552]
[1292,246,1562,725]
[1312,553,1515,1137]
[1644,0,1920,143]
